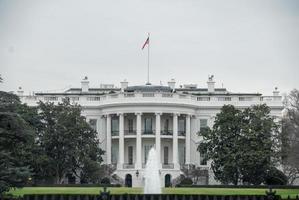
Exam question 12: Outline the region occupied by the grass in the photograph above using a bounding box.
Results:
[7,187,299,199]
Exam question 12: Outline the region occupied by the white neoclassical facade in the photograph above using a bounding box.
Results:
[18,76,283,187]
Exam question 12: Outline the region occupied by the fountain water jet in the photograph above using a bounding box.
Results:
[144,147,161,194]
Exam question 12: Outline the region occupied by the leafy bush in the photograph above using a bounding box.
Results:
[180,177,193,185]
[100,177,111,184]
[264,167,288,185]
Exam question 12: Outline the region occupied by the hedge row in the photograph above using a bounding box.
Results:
[26,184,122,187]
[176,185,299,189]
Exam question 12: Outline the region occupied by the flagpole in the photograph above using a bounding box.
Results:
[147,32,150,85]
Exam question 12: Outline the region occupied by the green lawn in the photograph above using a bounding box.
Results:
[7,187,299,199]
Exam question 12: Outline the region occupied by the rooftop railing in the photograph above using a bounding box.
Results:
[19,91,283,107]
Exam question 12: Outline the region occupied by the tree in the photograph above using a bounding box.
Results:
[282,89,299,184]
[239,104,280,185]
[198,104,280,185]
[36,98,104,183]
[0,91,35,195]
[198,105,243,185]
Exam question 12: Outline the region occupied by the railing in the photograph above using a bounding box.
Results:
[20,91,283,106]
[178,131,186,136]
[142,93,155,97]
[162,163,174,169]
[162,93,173,98]
[124,93,135,98]
[124,130,136,135]
[123,163,135,169]
[142,129,155,135]
[161,130,173,135]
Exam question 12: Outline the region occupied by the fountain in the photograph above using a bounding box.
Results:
[144,147,162,194]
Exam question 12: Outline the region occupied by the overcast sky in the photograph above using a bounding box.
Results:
[0,0,298,95]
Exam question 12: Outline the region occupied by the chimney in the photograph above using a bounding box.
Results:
[207,75,215,93]
[120,79,128,92]
[81,76,89,93]
[168,79,176,91]
[17,86,24,96]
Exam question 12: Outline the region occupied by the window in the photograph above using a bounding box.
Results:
[128,146,133,164]
[112,146,118,164]
[200,119,208,132]
[111,118,119,135]
[128,119,134,132]
[144,118,153,134]
[178,118,186,136]
[89,119,97,132]
[200,149,208,165]
[164,146,169,164]
[144,145,153,163]
[178,146,185,164]
[164,119,169,131]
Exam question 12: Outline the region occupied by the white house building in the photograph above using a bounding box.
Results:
[18,76,283,187]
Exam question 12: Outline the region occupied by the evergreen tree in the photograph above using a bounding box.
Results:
[0,91,34,194]
[198,104,280,185]
[37,99,104,183]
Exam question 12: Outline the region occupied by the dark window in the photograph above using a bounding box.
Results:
[178,118,186,135]
[164,119,169,131]
[164,146,169,164]
[144,117,152,134]
[111,118,119,135]
[89,119,97,132]
[200,119,208,132]
[128,146,133,164]
[200,149,207,165]
[128,119,134,132]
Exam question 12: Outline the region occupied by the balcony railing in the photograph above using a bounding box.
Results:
[142,129,155,135]
[123,163,135,169]
[124,130,136,135]
[178,131,186,136]
[111,131,119,136]
[20,91,283,107]
[161,130,173,135]
[162,163,174,169]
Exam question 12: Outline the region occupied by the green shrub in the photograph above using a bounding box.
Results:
[100,177,111,184]
[264,167,288,185]
[180,177,193,185]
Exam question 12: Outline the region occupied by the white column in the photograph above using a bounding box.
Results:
[118,113,124,169]
[173,113,179,169]
[106,115,111,165]
[185,114,191,164]
[155,112,161,168]
[135,112,142,169]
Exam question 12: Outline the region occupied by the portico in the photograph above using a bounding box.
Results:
[105,112,192,171]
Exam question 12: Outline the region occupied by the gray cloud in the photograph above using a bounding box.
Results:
[0,0,298,95]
